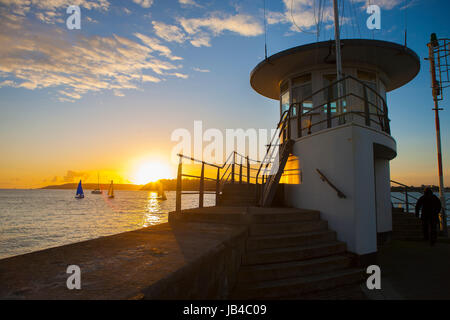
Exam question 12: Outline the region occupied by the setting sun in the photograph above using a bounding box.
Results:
[130,162,172,185]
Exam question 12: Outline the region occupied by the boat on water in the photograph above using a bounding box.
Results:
[91,172,103,194]
[75,180,84,199]
[107,180,114,199]
[157,183,167,200]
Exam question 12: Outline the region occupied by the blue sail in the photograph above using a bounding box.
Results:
[76,180,84,198]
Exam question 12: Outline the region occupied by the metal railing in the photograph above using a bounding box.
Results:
[175,151,260,212]
[254,101,294,205]
[288,75,390,137]
[390,180,420,214]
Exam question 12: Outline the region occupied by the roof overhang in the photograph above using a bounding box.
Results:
[250,39,421,100]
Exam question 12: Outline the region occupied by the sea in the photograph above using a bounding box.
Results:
[0,189,215,259]
[0,189,448,260]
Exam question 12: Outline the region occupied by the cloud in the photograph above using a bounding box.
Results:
[142,74,161,82]
[86,16,99,23]
[0,9,186,101]
[133,0,153,8]
[266,0,335,33]
[193,67,210,73]
[169,72,189,79]
[179,13,263,37]
[134,33,183,61]
[63,170,90,183]
[354,0,404,10]
[179,0,201,7]
[152,21,186,43]
[190,34,211,47]
[0,0,110,23]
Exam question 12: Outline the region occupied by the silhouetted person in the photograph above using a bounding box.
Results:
[415,187,441,246]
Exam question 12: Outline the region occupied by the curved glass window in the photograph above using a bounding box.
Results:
[292,73,312,115]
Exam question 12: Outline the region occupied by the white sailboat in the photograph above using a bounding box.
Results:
[91,172,103,194]
[108,180,114,199]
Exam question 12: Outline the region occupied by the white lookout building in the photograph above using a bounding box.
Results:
[250,39,420,262]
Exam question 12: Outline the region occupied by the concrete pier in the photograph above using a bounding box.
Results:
[0,219,247,300]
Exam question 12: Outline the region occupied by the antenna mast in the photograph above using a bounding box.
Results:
[333,0,345,122]
[427,33,449,237]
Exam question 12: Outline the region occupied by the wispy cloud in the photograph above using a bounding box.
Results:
[179,0,202,7]
[154,12,264,47]
[152,21,186,43]
[0,0,110,23]
[0,9,185,101]
[193,67,210,73]
[134,33,183,61]
[179,13,263,37]
[132,0,153,9]
[266,0,334,33]
[354,0,405,10]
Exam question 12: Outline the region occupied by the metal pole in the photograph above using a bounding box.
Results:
[428,39,448,236]
[176,156,182,213]
[199,162,204,208]
[333,0,345,124]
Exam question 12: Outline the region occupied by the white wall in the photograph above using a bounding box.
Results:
[284,123,396,255]
[374,159,393,233]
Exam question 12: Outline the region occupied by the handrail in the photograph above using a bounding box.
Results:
[175,150,260,212]
[316,169,347,199]
[390,180,419,214]
[289,75,390,135]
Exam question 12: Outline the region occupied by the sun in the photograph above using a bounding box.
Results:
[131,162,171,185]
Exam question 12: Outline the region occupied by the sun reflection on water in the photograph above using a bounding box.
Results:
[142,192,164,227]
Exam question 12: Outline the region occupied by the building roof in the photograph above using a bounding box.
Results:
[250,39,421,100]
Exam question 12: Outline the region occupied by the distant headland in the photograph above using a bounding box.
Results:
[40,178,218,191]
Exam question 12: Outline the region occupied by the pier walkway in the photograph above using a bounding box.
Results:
[0,220,247,299]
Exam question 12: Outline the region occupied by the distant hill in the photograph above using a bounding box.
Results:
[41,183,143,191]
[41,178,217,192]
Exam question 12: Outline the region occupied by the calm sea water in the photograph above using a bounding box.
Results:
[1,189,448,260]
[0,189,215,259]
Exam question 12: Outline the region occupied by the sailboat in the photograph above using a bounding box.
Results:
[156,182,167,200]
[91,172,103,194]
[107,180,114,199]
[75,180,84,199]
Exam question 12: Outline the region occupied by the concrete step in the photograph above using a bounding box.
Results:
[243,241,346,265]
[232,268,364,299]
[222,184,256,195]
[249,220,328,236]
[393,224,422,231]
[218,198,256,206]
[248,207,320,223]
[247,230,337,250]
[237,255,352,283]
[393,218,422,225]
[392,213,417,219]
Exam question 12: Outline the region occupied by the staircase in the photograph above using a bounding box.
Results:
[217,184,257,206]
[392,208,423,240]
[230,207,364,299]
[259,139,294,207]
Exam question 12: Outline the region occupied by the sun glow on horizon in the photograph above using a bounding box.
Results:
[130,161,172,185]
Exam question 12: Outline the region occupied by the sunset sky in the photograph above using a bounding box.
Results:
[0,0,449,188]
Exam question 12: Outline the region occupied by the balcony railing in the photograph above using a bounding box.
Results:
[285,75,391,138]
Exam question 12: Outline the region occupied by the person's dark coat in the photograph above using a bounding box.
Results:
[415,189,441,223]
